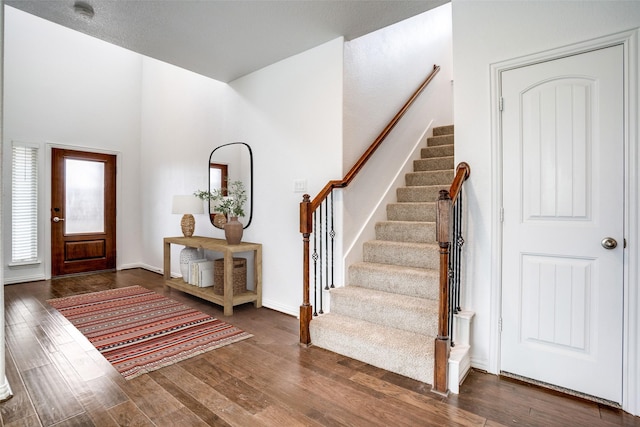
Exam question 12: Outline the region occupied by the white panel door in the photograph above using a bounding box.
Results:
[501,45,624,403]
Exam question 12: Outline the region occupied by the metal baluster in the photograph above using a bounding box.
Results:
[455,191,464,312]
[312,211,318,316]
[451,201,458,318]
[448,253,455,348]
[324,198,329,291]
[330,190,335,288]
[318,203,324,314]
[449,197,459,348]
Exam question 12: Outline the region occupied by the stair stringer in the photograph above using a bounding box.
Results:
[341,120,435,281]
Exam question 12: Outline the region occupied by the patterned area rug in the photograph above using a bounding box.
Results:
[47,285,252,380]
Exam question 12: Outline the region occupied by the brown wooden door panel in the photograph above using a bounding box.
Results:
[51,149,116,276]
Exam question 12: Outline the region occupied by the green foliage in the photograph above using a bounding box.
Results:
[194,180,246,218]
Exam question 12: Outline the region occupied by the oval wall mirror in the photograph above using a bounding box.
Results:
[208,142,253,229]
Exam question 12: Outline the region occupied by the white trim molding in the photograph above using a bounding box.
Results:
[489,29,640,416]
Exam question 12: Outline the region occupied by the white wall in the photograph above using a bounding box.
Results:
[228,38,343,315]
[138,56,232,274]
[452,0,640,413]
[342,4,453,272]
[3,6,143,283]
[344,3,453,171]
[139,39,343,316]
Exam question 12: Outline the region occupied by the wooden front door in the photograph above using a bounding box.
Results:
[51,148,116,276]
[500,45,624,403]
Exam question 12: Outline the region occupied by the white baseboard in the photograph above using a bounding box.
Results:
[470,356,490,373]
[118,262,157,272]
[261,298,298,317]
[3,274,46,285]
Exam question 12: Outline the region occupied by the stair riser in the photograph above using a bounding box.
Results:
[348,263,440,300]
[363,242,439,269]
[375,222,435,243]
[433,125,454,136]
[427,134,454,147]
[414,157,454,172]
[397,186,446,203]
[406,170,453,186]
[309,316,433,384]
[330,290,438,337]
[421,145,454,159]
[386,203,436,222]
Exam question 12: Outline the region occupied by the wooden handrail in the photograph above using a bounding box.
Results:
[449,162,471,203]
[299,64,442,346]
[305,64,441,214]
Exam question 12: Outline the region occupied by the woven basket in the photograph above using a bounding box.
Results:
[213,258,247,295]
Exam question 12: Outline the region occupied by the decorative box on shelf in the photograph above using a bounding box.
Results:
[213,257,246,296]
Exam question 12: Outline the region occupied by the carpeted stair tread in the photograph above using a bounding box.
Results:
[406,170,453,186]
[397,185,447,203]
[375,220,435,243]
[363,240,439,269]
[426,134,453,147]
[386,202,436,222]
[348,261,440,300]
[414,156,454,172]
[433,125,454,136]
[309,312,434,384]
[330,286,439,337]
[422,144,454,159]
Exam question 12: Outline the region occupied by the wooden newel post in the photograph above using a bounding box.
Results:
[299,194,313,346]
[433,189,452,394]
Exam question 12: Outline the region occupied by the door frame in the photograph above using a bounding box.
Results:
[44,143,122,279]
[489,29,639,414]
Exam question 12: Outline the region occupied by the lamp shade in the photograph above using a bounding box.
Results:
[172,195,204,214]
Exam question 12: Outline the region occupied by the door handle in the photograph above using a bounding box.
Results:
[52,216,65,223]
[601,237,618,250]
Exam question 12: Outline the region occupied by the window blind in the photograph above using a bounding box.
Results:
[12,144,38,263]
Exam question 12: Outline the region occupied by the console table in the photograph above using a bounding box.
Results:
[163,236,262,316]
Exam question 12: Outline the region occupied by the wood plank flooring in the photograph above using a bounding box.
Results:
[1,268,638,426]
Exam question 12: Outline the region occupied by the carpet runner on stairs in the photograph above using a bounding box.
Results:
[310,124,454,384]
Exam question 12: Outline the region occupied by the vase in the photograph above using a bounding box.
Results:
[224,216,243,245]
[179,246,200,282]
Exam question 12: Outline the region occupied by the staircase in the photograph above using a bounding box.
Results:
[310,124,469,387]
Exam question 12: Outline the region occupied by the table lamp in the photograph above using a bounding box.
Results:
[172,195,204,238]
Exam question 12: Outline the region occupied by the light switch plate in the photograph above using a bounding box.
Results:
[293,179,307,193]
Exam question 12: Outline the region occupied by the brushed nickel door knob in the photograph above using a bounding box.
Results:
[601,237,618,250]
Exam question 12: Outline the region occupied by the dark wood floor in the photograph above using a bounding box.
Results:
[1,268,638,427]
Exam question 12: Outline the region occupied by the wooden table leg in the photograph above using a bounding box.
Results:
[254,247,262,308]
[163,240,171,285]
[223,251,233,316]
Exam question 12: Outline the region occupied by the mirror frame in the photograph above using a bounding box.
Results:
[208,142,253,229]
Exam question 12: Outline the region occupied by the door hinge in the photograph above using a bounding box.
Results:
[500,207,504,222]
[499,97,504,111]
[498,317,503,333]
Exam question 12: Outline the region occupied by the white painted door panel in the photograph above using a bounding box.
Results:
[501,45,624,403]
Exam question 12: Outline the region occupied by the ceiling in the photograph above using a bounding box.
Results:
[5,0,448,82]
